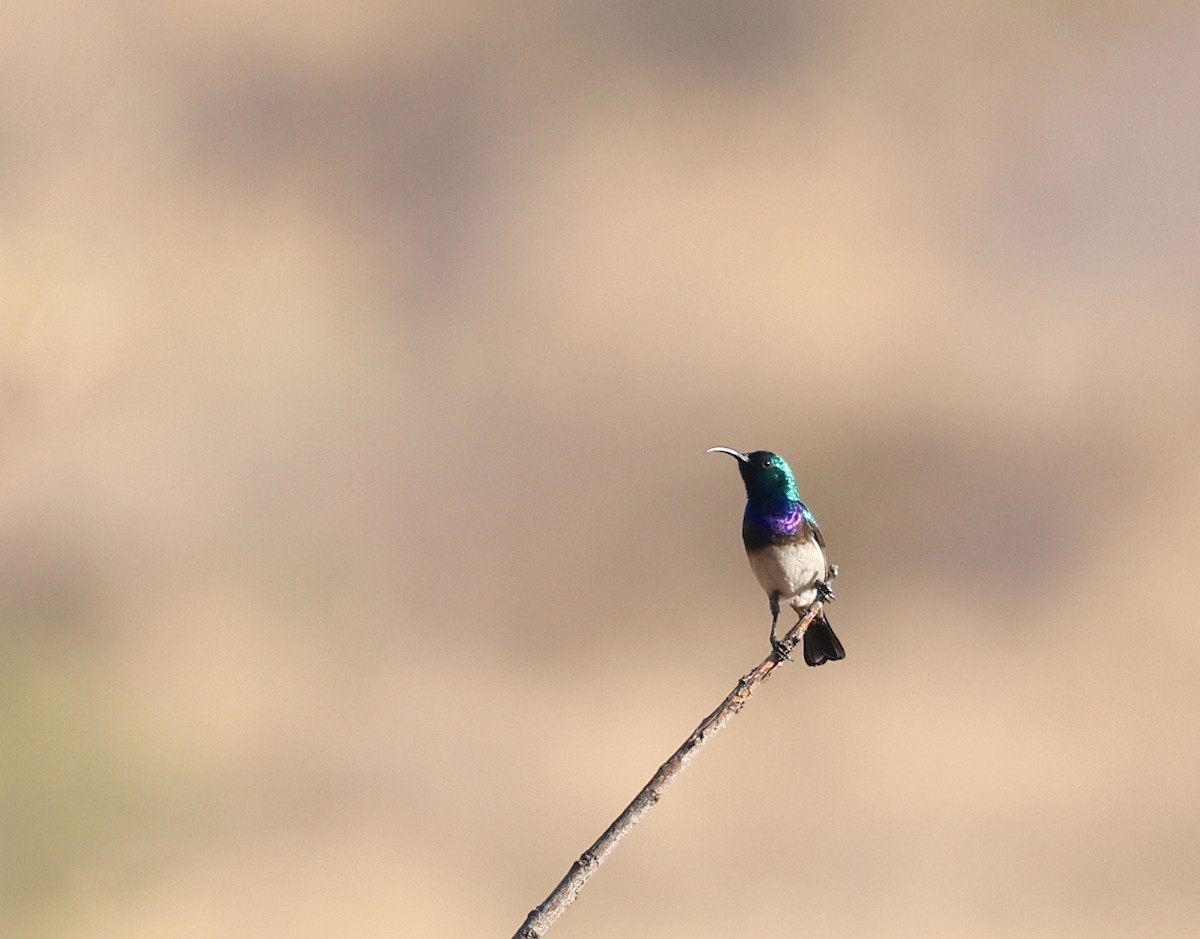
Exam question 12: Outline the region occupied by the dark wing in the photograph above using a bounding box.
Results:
[800,503,825,548]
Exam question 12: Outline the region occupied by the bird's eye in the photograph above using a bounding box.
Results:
[761,458,772,467]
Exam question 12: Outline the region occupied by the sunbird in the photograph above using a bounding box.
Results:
[708,447,844,666]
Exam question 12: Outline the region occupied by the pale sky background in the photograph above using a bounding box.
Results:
[4,3,1200,937]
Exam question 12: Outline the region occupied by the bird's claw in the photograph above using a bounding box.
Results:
[815,579,836,604]
[771,636,793,662]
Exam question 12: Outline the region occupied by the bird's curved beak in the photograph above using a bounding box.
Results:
[706,447,749,462]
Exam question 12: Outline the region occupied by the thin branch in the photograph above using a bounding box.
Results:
[511,603,824,939]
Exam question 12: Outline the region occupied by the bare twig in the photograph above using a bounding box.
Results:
[511,603,824,939]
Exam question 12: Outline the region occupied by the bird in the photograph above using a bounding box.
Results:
[708,447,845,666]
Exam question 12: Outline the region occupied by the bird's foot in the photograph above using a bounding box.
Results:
[815,578,836,604]
[771,636,793,662]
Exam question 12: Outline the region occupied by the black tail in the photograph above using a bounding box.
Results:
[803,614,845,667]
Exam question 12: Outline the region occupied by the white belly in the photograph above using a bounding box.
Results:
[748,538,826,609]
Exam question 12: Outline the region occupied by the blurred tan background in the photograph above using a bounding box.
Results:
[4,2,1200,937]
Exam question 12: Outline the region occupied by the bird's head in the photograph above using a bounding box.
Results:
[707,447,800,504]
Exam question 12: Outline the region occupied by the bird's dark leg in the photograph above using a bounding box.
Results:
[769,592,792,661]
[815,563,838,604]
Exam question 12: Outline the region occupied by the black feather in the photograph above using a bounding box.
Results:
[803,613,845,667]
